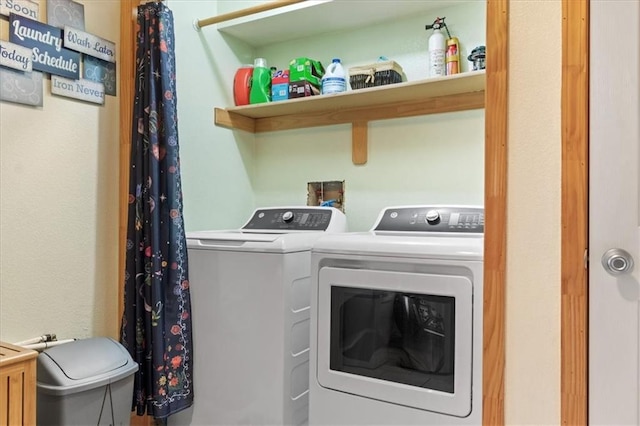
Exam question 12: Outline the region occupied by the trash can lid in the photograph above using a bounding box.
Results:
[37,337,138,395]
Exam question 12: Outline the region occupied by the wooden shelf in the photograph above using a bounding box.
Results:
[214,71,486,164]
[215,0,472,48]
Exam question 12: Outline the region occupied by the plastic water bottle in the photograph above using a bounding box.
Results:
[321,58,346,95]
[249,58,271,104]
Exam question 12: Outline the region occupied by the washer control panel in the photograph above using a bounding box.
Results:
[374,206,484,233]
[242,208,336,231]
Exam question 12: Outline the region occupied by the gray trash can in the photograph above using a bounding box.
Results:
[36,337,138,426]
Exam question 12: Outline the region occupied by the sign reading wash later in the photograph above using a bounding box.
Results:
[8,13,80,80]
[64,26,115,63]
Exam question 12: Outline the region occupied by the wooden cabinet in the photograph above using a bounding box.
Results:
[0,342,37,426]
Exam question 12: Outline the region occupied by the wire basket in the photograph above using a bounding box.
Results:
[348,60,405,90]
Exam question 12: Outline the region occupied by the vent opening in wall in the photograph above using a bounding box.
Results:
[307,181,345,213]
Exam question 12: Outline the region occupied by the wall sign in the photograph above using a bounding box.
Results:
[84,55,116,96]
[0,40,32,72]
[8,13,80,80]
[64,26,115,63]
[0,0,38,20]
[51,75,104,104]
[47,0,84,30]
[0,66,43,106]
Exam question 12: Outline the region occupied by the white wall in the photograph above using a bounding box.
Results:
[506,0,561,424]
[0,1,120,343]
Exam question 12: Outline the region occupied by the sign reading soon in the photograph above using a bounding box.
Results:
[0,0,38,19]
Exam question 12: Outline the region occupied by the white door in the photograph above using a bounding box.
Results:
[589,0,640,424]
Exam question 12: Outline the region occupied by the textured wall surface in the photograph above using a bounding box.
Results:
[0,1,121,343]
[506,0,562,424]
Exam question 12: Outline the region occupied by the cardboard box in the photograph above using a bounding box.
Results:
[289,80,320,98]
[271,69,289,102]
[289,57,324,88]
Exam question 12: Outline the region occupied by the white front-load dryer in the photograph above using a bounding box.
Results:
[309,205,483,425]
[170,207,347,426]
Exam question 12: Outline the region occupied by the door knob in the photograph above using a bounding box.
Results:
[601,248,634,276]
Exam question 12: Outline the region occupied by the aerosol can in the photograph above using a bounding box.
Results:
[426,17,446,77]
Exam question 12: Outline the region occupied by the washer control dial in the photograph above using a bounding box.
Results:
[425,209,440,224]
[282,211,294,223]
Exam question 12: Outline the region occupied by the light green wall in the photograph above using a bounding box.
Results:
[174,1,486,232]
[171,1,256,231]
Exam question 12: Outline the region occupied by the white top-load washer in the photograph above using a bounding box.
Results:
[170,207,347,426]
[309,205,483,425]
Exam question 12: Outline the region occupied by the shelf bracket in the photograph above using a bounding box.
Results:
[352,121,368,165]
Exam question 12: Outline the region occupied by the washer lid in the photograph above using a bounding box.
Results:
[187,230,330,253]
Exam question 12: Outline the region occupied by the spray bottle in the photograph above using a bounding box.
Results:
[426,17,446,77]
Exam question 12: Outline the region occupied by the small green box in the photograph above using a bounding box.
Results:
[288,57,324,88]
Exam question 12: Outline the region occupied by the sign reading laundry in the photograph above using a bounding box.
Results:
[8,13,80,80]
[0,39,33,71]
[63,26,115,63]
[51,75,105,104]
[0,0,38,19]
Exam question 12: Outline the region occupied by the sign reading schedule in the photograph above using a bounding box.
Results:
[8,12,80,80]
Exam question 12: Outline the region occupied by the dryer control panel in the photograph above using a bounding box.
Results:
[374,206,484,233]
[242,207,344,232]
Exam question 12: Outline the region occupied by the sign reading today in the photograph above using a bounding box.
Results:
[64,26,115,63]
[51,75,105,105]
[8,12,80,80]
[0,40,32,72]
[0,0,38,20]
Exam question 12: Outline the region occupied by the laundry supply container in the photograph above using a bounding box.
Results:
[36,337,138,426]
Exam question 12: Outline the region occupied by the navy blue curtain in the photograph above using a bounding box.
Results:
[120,2,193,420]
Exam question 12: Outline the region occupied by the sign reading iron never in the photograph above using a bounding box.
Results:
[63,26,115,63]
[51,75,105,104]
[8,13,80,80]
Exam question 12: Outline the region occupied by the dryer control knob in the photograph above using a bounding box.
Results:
[425,209,440,224]
[282,211,294,223]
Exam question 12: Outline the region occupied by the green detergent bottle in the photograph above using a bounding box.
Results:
[249,58,271,104]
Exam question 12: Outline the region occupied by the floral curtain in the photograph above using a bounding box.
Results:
[120,2,193,421]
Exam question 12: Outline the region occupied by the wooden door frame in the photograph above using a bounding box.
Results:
[118,1,510,424]
[561,0,589,424]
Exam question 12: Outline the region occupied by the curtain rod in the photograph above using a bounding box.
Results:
[193,0,305,31]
